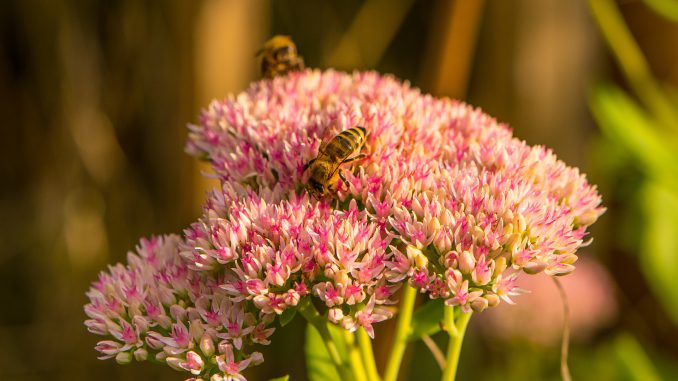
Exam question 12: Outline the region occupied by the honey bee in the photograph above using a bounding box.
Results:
[304,127,367,198]
[256,35,305,79]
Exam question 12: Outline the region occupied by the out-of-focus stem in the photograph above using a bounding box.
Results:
[440,309,472,381]
[422,334,446,370]
[357,328,381,381]
[589,0,678,129]
[383,284,418,381]
[426,0,486,99]
[345,330,369,381]
[553,277,572,381]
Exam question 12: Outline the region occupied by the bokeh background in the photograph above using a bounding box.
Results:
[2,0,678,380]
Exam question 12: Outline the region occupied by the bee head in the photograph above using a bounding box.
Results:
[307,179,326,198]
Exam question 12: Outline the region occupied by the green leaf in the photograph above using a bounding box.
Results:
[407,298,445,341]
[279,308,297,327]
[305,323,348,381]
[267,376,290,381]
[614,334,662,381]
[589,84,678,191]
[639,182,678,325]
[642,0,678,23]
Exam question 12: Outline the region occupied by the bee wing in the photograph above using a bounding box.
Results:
[318,140,328,155]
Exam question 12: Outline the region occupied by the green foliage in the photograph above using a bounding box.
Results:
[589,84,678,192]
[589,68,678,330]
[643,0,678,22]
[304,323,349,381]
[279,308,297,327]
[640,183,678,324]
[267,376,290,381]
[407,298,445,341]
[613,334,662,381]
[588,0,678,342]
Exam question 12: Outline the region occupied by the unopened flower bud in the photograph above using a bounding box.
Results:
[459,251,475,274]
[427,217,441,236]
[493,257,507,277]
[190,319,205,341]
[200,334,215,357]
[575,210,599,226]
[334,269,350,287]
[562,254,578,265]
[218,340,232,355]
[169,304,187,321]
[115,351,132,364]
[523,260,547,275]
[284,289,300,306]
[133,348,148,361]
[485,293,500,307]
[504,233,521,253]
[156,314,172,330]
[166,356,183,371]
[472,226,485,242]
[434,230,452,254]
[328,308,344,323]
[132,315,149,334]
[471,297,489,313]
[406,245,428,268]
[516,213,527,233]
[145,334,164,350]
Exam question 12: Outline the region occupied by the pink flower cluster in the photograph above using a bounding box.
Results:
[86,69,603,380]
[186,69,604,313]
[84,235,272,380]
[181,185,396,338]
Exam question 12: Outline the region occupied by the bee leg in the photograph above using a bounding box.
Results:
[340,153,366,165]
[303,158,316,172]
[338,170,349,189]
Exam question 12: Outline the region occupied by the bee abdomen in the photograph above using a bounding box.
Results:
[325,127,366,159]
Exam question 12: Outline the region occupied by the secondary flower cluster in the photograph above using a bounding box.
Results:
[86,69,604,380]
[84,235,273,380]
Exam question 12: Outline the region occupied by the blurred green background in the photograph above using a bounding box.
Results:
[2,0,678,380]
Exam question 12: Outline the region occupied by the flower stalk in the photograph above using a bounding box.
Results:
[345,330,369,381]
[441,308,472,381]
[383,284,418,381]
[357,328,381,381]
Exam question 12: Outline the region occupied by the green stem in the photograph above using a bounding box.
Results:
[384,284,418,381]
[345,330,369,381]
[442,303,458,337]
[357,327,382,381]
[298,298,351,380]
[440,309,472,381]
[589,0,678,129]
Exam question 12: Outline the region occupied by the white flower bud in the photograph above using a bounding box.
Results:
[200,334,215,357]
[115,351,132,364]
[133,348,148,361]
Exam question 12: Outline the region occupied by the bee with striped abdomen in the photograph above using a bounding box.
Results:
[257,35,305,79]
[303,127,367,198]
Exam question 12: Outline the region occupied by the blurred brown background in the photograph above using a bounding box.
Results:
[2,0,677,380]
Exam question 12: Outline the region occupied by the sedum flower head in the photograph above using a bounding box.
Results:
[86,69,603,380]
[185,69,603,315]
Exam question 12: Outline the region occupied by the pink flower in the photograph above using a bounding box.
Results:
[479,258,617,345]
[215,343,264,381]
[87,68,603,380]
[186,69,602,315]
[84,235,272,379]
